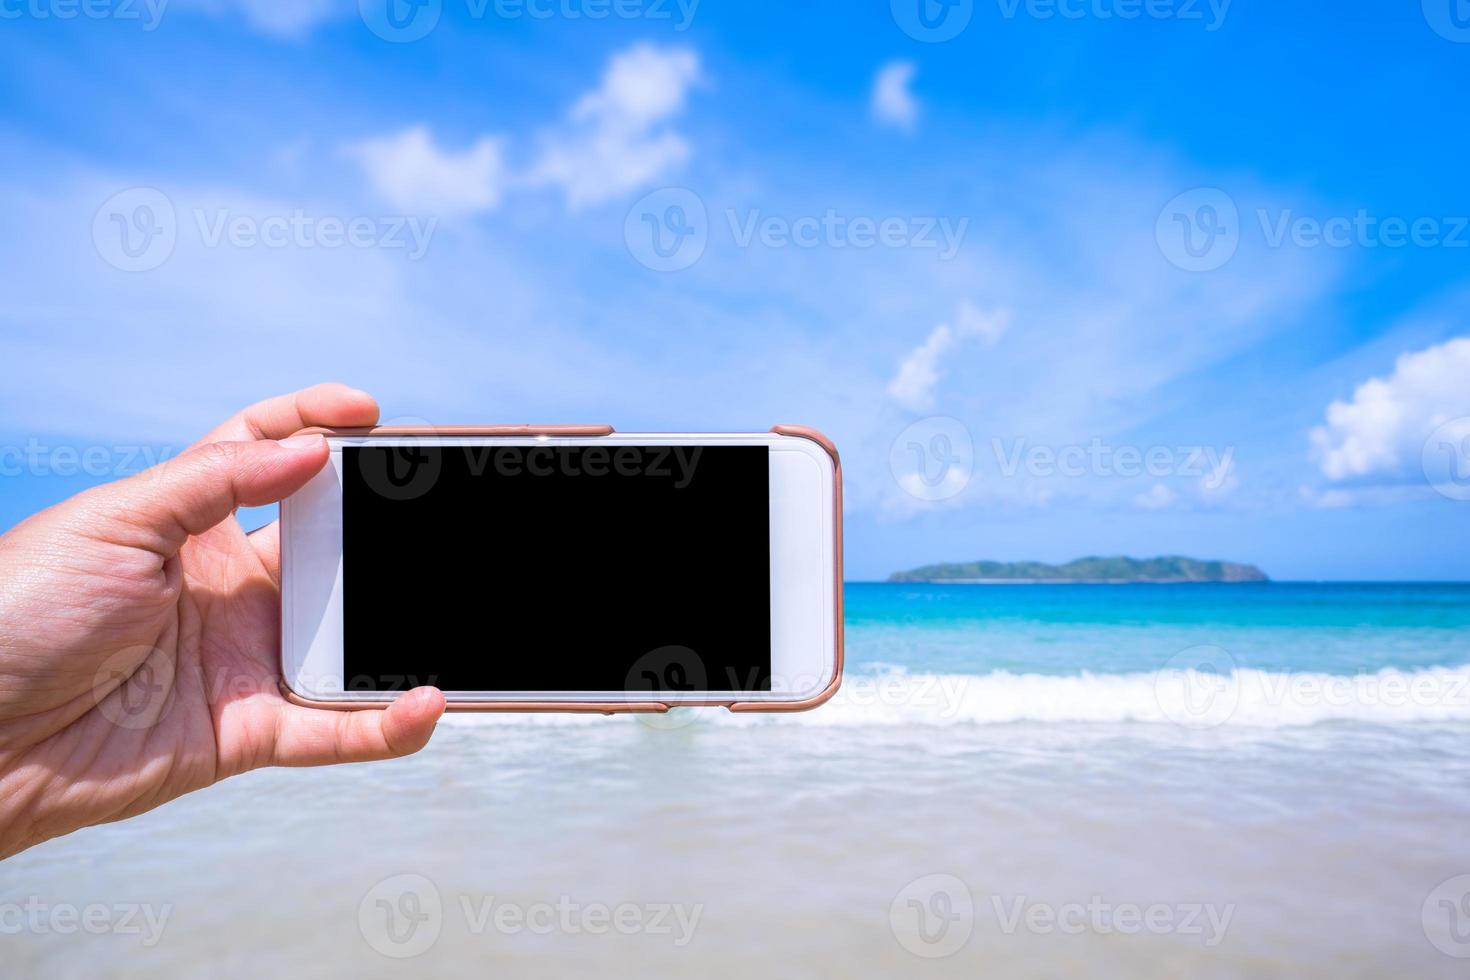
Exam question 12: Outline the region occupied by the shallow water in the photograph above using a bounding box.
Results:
[4,584,1470,977]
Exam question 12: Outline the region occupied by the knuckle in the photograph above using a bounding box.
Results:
[191,441,241,471]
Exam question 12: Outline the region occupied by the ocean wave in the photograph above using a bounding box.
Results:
[440,665,1470,728]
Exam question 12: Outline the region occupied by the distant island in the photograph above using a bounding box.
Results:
[888,555,1269,584]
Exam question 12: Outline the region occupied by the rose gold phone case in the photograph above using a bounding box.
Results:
[279,424,844,715]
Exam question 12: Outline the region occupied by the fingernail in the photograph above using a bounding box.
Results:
[407,686,446,711]
[279,434,326,451]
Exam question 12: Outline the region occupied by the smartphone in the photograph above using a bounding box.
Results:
[279,425,842,712]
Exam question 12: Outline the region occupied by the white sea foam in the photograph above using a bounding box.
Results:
[442,665,1470,729]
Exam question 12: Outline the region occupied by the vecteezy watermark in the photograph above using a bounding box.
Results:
[891,0,973,42]
[889,417,976,502]
[92,645,178,731]
[0,897,172,946]
[624,188,970,271]
[891,0,1228,41]
[1154,647,1470,729]
[1255,209,1470,251]
[1158,187,1470,271]
[624,187,708,272]
[0,0,167,29]
[987,894,1235,946]
[840,672,972,719]
[92,187,438,272]
[358,0,697,42]
[356,443,444,502]
[626,651,841,731]
[890,426,1236,502]
[192,210,436,259]
[93,187,177,273]
[0,439,180,478]
[1423,874,1470,958]
[360,874,443,958]
[890,874,975,958]
[88,643,448,734]
[623,667,971,731]
[1261,673,1470,711]
[1154,646,1242,729]
[458,895,702,947]
[996,0,1231,30]
[488,445,703,487]
[356,442,706,503]
[1422,417,1470,502]
[626,644,707,731]
[725,209,968,259]
[358,874,703,957]
[1155,187,1240,272]
[1422,0,1470,43]
[889,874,1234,957]
[344,673,443,693]
[993,437,1235,487]
[359,0,442,42]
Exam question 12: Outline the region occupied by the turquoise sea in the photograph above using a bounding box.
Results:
[849,581,1470,675]
[832,582,1470,728]
[6,582,1470,978]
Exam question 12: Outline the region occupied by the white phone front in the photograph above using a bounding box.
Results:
[279,427,842,711]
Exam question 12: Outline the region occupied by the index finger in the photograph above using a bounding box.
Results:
[193,383,380,448]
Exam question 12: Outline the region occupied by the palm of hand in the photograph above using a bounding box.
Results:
[0,385,443,859]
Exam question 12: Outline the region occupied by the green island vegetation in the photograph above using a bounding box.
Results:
[888,555,1269,584]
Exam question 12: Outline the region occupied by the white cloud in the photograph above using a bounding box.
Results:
[871,61,919,132]
[5,91,1340,554]
[1310,336,1470,482]
[347,46,700,215]
[1198,454,1239,499]
[954,300,1010,345]
[346,126,506,216]
[1134,483,1177,509]
[527,45,701,209]
[569,44,700,127]
[888,302,1010,410]
[888,325,952,411]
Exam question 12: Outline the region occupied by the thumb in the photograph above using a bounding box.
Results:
[92,434,330,557]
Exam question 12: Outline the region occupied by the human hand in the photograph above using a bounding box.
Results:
[0,383,445,859]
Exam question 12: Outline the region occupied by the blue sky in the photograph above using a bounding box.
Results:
[2,0,1470,580]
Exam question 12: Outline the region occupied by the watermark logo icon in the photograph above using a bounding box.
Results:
[356,417,443,501]
[93,187,176,272]
[1155,645,1240,728]
[1423,874,1470,957]
[891,0,973,42]
[1422,417,1470,502]
[889,417,975,501]
[359,873,443,958]
[360,0,442,42]
[626,645,707,730]
[1156,188,1239,272]
[624,187,707,271]
[1423,0,1470,42]
[92,645,177,731]
[889,873,974,958]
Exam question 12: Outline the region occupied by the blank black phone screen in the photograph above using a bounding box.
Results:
[340,443,771,693]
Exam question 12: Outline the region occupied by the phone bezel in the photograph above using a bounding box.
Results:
[279,428,841,711]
